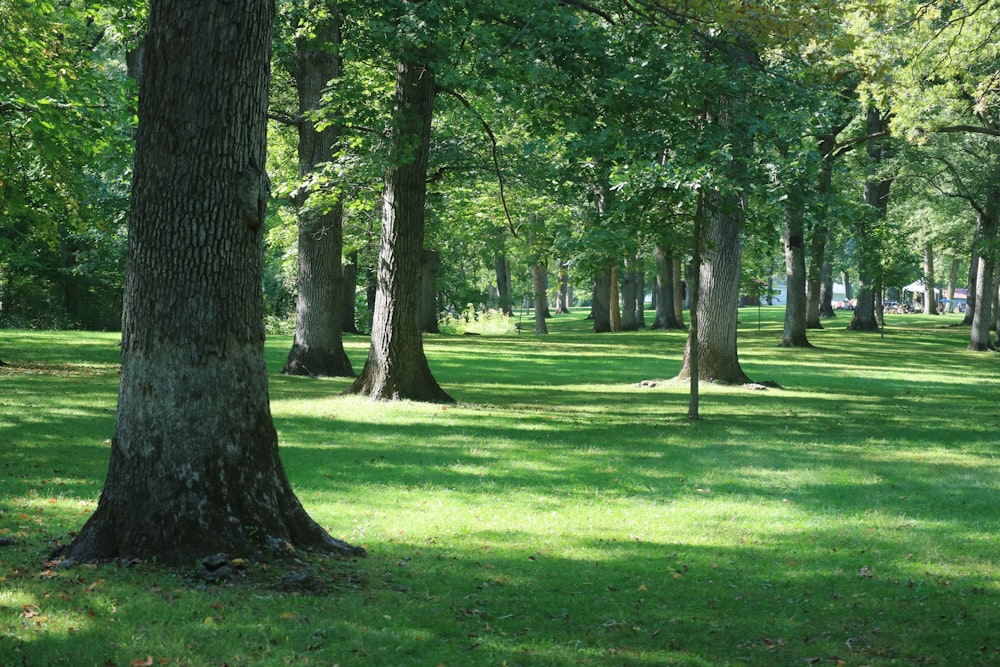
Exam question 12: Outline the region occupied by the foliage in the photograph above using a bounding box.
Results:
[3,313,999,665]
[438,304,516,336]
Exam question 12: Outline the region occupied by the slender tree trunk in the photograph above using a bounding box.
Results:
[923,240,937,315]
[532,262,549,334]
[634,262,647,328]
[946,257,959,313]
[555,261,570,313]
[282,15,354,377]
[652,243,679,329]
[342,250,360,333]
[495,255,512,316]
[419,248,440,333]
[621,259,638,331]
[687,198,703,420]
[346,60,452,402]
[964,229,979,325]
[806,133,836,329]
[778,175,811,347]
[609,263,622,332]
[673,259,685,326]
[592,268,612,333]
[819,261,835,318]
[841,271,853,301]
[57,0,361,565]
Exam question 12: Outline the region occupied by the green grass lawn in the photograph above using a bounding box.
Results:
[2,309,999,666]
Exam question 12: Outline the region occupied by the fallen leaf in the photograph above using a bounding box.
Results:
[130,657,153,667]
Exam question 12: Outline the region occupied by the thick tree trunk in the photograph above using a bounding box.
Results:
[346,61,452,402]
[819,261,835,319]
[57,0,361,565]
[495,255,512,316]
[419,248,440,333]
[652,243,679,329]
[592,268,612,333]
[849,107,891,332]
[969,204,997,350]
[678,190,750,384]
[778,178,811,347]
[283,16,354,378]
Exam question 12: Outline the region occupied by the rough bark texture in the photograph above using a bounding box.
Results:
[419,248,440,333]
[592,268,612,333]
[969,203,998,350]
[282,17,354,377]
[495,255,512,316]
[346,61,452,402]
[57,0,361,565]
[678,189,751,383]
[778,183,812,347]
[848,107,891,332]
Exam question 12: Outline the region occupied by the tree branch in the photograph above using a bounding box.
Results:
[437,86,519,239]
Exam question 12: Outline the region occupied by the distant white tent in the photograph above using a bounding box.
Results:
[902,280,940,295]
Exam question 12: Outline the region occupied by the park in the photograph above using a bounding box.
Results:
[3,310,999,665]
[3,1,1000,665]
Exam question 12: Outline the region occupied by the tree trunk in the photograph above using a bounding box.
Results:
[57,0,361,565]
[342,250,360,333]
[806,133,836,329]
[848,106,891,332]
[495,254,512,316]
[678,190,750,384]
[532,262,549,334]
[673,259,686,326]
[946,256,959,313]
[621,259,638,331]
[778,176,811,347]
[969,204,997,350]
[634,262,647,328]
[609,263,622,331]
[964,229,979,326]
[419,248,440,333]
[652,243,679,329]
[555,261,570,314]
[819,261,835,318]
[923,240,938,315]
[346,60,452,402]
[283,16,354,378]
[592,268,612,333]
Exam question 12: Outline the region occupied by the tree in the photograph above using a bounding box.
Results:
[346,55,453,402]
[278,6,355,377]
[56,0,362,565]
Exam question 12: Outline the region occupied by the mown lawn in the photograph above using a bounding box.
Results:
[2,308,999,666]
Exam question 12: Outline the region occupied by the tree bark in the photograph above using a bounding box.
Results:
[342,250,360,333]
[555,261,570,314]
[849,107,891,332]
[346,60,453,402]
[778,174,812,347]
[673,259,686,326]
[532,262,549,334]
[57,0,362,565]
[621,259,638,331]
[678,189,750,384]
[609,263,622,331]
[819,261,835,318]
[969,204,998,350]
[922,240,938,315]
[806,133,836,329]
[652,243,677,329]
[946,256,959,313]
[592,268,612,333]
[419,248,440,333]
[494,254,512,316]
[282,16,354,378]
[964,227,979,326]
[634,262,647,328]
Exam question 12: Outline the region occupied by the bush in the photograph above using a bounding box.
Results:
[439,305,516,336]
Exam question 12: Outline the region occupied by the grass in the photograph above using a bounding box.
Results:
[2,308,1000,666]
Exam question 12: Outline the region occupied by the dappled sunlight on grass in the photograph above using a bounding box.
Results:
[4,313,1000,665]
